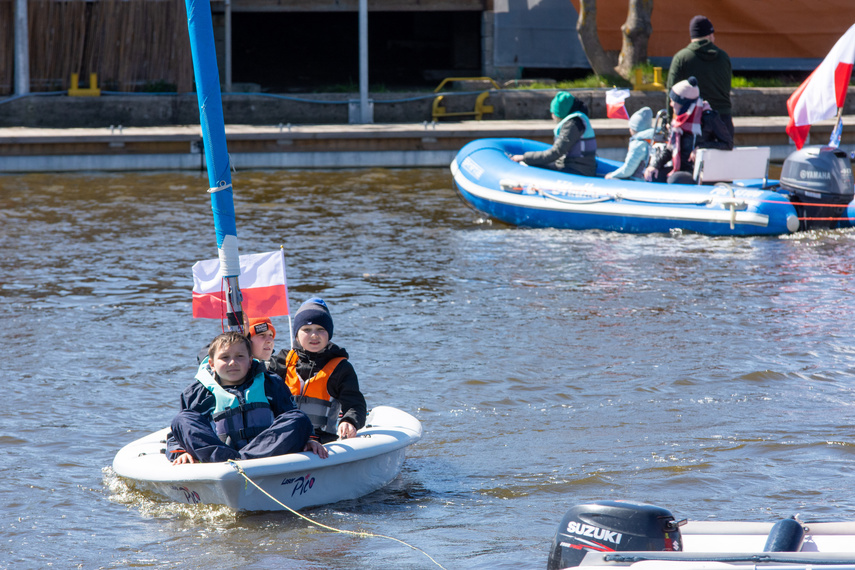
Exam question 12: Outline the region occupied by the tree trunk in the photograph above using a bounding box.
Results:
[616,0,653,79]
[576,0,618,76]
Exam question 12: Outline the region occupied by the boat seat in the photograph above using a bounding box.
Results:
[693,146,771,185]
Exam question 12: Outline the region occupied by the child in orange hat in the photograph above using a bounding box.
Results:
[247,316,276,363]
[195,316,279,366]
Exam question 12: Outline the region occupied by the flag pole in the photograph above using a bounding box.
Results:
[828,106,845,148]
[280,245,294,350]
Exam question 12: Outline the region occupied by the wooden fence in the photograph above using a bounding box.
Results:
[0,0,194,95]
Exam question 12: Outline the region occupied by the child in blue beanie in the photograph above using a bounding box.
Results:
[269,298,367,444]
[511,91,598,177]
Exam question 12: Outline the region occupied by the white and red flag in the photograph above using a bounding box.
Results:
[786,23,855,149]
[192,250,290,319]
[606,88,630,120]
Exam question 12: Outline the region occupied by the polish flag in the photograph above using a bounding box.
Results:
[192,250,290,319]
[786,23,855,150]
[606,88,630,120]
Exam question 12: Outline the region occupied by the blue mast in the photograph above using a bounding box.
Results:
[184,0,244,331]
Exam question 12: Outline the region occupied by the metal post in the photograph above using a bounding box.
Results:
[829,106,844,148]
[224,0,232,92]
[185,0,244,331]
[358,0,370,123]
[14,0,29,95]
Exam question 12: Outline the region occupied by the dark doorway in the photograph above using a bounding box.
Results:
[231,11,482,92]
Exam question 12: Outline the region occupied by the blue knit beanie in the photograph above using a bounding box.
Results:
[550,92,576,119]
[293,297,334,340]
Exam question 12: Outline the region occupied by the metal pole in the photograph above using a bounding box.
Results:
[829,106,844,148]
[185,0,244,331]
[14,0,29,95]
[224,0,232,92]
[358,0,369,123]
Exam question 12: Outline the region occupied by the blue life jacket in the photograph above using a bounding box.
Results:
[195,359,274,449]
[554,112,597,158]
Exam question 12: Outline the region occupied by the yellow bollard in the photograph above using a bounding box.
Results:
[69,73,101,96]
[633,67,666,92]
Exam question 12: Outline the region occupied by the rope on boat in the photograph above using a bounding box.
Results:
[226,460,447,570]
[529,186,855,222]
[539,191,614,205]
[625,195,713,205]
[538,188,713,206]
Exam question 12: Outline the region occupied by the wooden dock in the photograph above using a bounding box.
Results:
[0,116,844,173]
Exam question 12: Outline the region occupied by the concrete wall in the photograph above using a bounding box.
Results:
[0,88,847,128]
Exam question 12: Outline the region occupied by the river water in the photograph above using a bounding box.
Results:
[2,168,855,569]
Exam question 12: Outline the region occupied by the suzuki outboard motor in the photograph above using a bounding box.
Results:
[547,501,683,569]
[779,145,854,231]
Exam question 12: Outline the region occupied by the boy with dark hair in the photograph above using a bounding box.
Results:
[167,331,327,464]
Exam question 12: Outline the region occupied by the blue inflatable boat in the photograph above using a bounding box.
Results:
[451,138,855,236]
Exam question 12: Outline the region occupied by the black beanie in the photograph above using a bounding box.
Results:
[293,298,334,340]
[690,16,714,39]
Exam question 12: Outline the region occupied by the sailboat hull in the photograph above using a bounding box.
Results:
[113,406,421,511]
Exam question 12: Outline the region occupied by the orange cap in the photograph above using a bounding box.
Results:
[247,317,275,339]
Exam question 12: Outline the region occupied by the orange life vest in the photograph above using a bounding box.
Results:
[284,349,345,433]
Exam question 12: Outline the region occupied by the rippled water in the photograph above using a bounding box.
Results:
[2,169,855,569]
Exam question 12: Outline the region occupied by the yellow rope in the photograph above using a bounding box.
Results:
[227,460,447,569]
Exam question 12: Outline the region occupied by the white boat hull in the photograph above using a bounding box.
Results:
[681,520,855,553]
[570,519,855,568]
[113,406,422,511]
[549,501,855,569]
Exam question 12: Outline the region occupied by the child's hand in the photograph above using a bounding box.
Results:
[644,166,658,182]
[305,440,329,459]
[172,452,196,465]
[511,155,525,163]
[338,422,358,440]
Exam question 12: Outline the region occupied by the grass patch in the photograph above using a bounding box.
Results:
[732,76,786,88]
[508,74,632,90]
[506,63,805,90]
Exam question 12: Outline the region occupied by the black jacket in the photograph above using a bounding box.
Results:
[269,342,367,442]
[522,100,597,177]
[650,109,733,174]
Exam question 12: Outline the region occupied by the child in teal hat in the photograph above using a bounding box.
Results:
[549,91,576,119]
[511,91,598,177]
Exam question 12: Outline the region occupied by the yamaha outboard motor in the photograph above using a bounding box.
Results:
[779,145,854,231]
[547,501,682,570]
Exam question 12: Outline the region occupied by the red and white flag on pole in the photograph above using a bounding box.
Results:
[192,250,290,319]
[786,22,855,150]
[606,88,630,120]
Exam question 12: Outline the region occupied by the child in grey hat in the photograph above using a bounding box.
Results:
[605,107,654,180]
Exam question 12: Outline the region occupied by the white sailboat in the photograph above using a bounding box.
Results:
[112,0,421,512]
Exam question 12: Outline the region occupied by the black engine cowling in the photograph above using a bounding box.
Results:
[779,145,854,231]
[547,501,682,570]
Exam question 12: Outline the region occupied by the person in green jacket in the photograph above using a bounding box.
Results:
[666,15,733,139]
